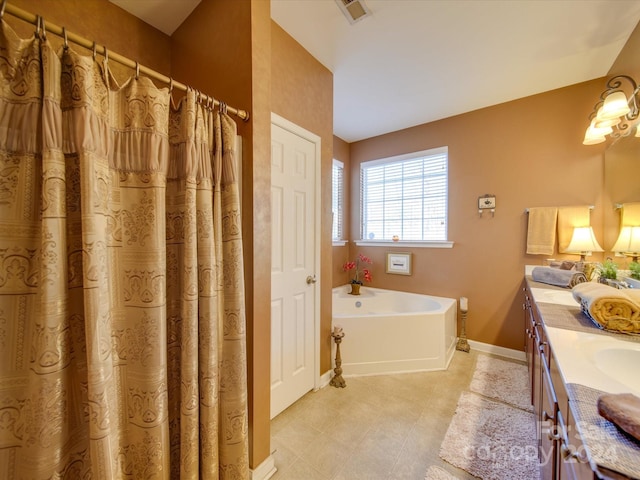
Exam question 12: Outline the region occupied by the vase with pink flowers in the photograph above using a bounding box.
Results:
[343,254,372,295]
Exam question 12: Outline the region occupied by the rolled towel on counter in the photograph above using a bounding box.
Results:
[571,282,640,333]
[598,393,640,442]
[531,266,587,288]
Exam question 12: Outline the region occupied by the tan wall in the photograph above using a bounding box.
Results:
[271,22,334,374]
[171,0,253,117]
[347,81,607,351]
[247,1,273,467]
[332,136,351,287]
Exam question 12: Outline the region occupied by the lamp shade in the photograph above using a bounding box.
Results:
[599,91,631,120]
[593,107,622,128]
[565,226,604,257]
[582,119,612,145]
[612,226,640,256]
[582,132,606,145]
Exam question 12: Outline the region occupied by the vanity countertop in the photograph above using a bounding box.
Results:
[525,277,640,396]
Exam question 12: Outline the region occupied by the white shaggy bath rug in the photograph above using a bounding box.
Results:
[470,355,533,412]
[424,465,460,479]
[439,391,539,480]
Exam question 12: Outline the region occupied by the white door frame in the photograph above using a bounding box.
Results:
[271,112,322,394]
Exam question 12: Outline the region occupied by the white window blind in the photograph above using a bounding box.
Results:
[361,147,448,241]
[332,159,344,240]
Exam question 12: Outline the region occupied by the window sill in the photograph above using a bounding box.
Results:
[332,240,348,247]
[354,240,454,248]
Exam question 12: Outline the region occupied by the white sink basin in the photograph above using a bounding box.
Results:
[546,327,640,396]
[592,346,640,393]
[530,288,578,307]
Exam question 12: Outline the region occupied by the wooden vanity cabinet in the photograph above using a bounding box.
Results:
[524,285,557,477]
[523,282,598,480]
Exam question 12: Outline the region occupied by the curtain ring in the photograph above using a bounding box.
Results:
[40,17,47,41]
[103,47,109,67]
[35,15,41,38]
[135,61,140,79]
[62,27,68,50]
[92,41,97,61]
[0,0,7,20]
[168,78,174,94]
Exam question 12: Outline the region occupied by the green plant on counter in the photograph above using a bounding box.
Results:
[598,258,618,280]
[630,261,640,280]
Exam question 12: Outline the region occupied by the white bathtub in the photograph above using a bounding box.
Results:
[332,285,457,376]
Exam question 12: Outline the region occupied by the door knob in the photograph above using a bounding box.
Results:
[306,275,317,284]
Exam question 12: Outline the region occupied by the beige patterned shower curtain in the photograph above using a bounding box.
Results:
[0,20,249,479]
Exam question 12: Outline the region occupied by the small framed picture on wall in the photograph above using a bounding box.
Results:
[386,252,412,275]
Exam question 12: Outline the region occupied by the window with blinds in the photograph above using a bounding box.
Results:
[360,147,448,242]
[332,159,344,240]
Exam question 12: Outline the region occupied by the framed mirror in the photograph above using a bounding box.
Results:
[603,134,640,256]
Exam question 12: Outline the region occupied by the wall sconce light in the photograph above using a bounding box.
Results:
[611,225,640,262]
[565,226,604,261]
[583,75,640,145]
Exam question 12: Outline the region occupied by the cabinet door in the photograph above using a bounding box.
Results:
[540,352,559,480]
[533,324,545,435]
[558,407,594,480]
[524,287,537,406]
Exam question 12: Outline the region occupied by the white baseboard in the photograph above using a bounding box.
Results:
[251,455,277,480]
[318,370,332,389]
[467,339,526,362]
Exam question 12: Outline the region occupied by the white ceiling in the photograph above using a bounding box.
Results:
[114,0,640,143]
[109,0,201,36]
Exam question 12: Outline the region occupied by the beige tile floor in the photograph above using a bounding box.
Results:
[270,349,488,480]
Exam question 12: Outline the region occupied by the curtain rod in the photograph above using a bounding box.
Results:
[2,2,250,122]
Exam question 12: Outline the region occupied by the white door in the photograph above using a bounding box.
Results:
[270,114,320,419]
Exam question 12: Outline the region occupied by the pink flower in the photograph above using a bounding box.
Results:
[363,269,372,282]
[343,254,373,284]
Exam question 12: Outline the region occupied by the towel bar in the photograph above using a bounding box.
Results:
[525,205,594,213]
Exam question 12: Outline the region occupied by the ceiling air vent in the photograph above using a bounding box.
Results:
[335,0,371,24]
